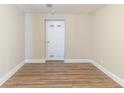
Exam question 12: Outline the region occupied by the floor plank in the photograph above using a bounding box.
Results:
[1,62,122,88]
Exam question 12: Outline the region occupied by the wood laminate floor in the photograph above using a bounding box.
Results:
[1,62,122,88]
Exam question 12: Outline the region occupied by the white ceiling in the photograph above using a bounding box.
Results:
[16,4,105,14]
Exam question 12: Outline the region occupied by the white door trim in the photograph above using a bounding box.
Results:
[45,19,65,61]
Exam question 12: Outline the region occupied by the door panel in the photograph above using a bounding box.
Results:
[46,21,65,60]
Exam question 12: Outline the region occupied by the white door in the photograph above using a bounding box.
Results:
[46,20,65,60]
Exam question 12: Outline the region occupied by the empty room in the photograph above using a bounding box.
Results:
[0,4,124,88]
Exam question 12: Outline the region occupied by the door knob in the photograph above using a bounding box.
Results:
[47,41,50,43]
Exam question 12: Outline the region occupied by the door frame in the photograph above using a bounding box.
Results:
[45,19,66,61]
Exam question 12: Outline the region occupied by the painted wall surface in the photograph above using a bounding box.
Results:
[91,5,124,79]
[25,13,32,59]
[0,5,25,78]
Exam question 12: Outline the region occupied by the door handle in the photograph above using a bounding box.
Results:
[47,41,50,43]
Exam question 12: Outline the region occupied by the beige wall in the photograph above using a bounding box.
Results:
[91,5,124,79]
[31,14,45,59]
[28,14,91,59]
[0,5,25,78]
[65,14,91,59]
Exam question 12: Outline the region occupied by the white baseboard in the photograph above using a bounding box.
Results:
[91,60,124,87]
[0,60,25,86]
[25,59,46,63]
[64,59,92,63]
